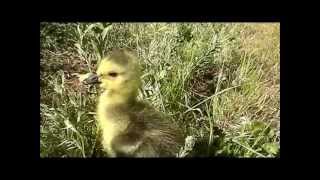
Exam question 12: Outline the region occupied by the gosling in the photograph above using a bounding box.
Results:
[87,48,184,157]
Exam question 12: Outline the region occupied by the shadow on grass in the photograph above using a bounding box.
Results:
[189,126,232,157]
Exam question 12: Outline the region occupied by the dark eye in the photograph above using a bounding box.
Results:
[108,72,118,77]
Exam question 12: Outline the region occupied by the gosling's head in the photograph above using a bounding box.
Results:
[92,48,142,99]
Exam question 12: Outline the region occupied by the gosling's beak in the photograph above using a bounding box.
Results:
[83,73,100,84]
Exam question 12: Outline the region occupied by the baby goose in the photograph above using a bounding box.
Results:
[88,48,184,157]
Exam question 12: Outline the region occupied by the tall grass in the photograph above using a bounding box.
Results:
[40,22,280,157]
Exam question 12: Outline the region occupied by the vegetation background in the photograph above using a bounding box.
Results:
[40,23,280,157]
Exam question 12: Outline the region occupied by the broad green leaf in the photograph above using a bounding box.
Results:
[101,25,113,41]
[83,23,99,37]
[91,40,101,60]
[159,70,166,79]
[262,142,279,155]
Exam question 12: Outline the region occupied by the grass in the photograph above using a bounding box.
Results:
[40,22,280,158]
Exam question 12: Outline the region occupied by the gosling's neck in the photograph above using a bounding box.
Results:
[99,90,138,109]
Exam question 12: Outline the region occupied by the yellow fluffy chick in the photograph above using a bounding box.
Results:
[88,48,184,157]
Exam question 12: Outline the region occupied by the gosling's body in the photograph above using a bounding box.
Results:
[94,48,184,157]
